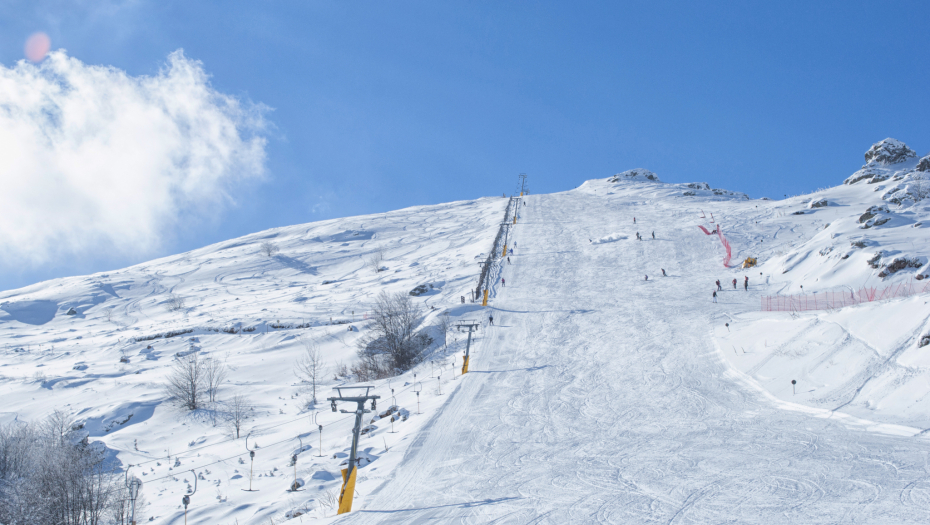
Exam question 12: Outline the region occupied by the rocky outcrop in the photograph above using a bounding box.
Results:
[917,155,930,172]
[878,256,923,278]
[858,205,890,229]
[686,182,710,190]
[808,198,828,209]
[609,169,660,183]
[864,138,917,166]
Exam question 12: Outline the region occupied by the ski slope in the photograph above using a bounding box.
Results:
[334,173,930,522]
[3,139,930,523]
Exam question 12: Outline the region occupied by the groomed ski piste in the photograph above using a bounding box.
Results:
[3,138,930,523]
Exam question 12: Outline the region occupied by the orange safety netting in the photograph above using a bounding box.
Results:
[697,225,731,267]
[761,280,930,312]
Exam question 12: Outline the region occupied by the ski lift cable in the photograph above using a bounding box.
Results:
[120,373,443,472]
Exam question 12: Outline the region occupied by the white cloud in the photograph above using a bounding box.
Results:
[0,49,268,266]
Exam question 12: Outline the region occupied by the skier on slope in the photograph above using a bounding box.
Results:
[744,276,749,290]
[489,315,494,325]
[661,269,666,276]
[501,277,506,287]
[652,231,655,239]
[732,278,737,289]
[507,256,511,264]
[645,275,648,281]
[634,217,636,224]
[713,290,717,303]
[716,280,722,291]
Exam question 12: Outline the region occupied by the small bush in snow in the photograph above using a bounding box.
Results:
[355,292,432,378]
[259,241,279,256]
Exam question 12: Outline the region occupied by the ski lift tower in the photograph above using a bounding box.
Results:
[456,322,480,374]
[519,173,528,196]
[328,386,380,514]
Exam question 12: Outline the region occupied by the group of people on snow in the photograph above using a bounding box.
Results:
[712,276,749,302]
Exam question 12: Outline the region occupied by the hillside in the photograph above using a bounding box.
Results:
[2,138,930,523]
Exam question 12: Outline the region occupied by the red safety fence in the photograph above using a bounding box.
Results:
[761,280,930,312]
[717,226,732,268]
[697,224,732,267]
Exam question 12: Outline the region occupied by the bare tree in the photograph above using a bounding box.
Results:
[41,409,74,445]
[227,394,251,439]
[203,357,228,404]
[103,307,115,324]
[912,172,927,203]
[164,293,186,313]
[367,247,385,273]
[435,313,452,350]
[259,241,280,257]
[165,353,204,411]
[295,339,324,404]
[356,291,430,374]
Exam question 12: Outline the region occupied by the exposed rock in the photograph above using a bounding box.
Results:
[792,210,805,215]
[65,307,77,315]
[608,169,660,183]
[867,252,882,269]
[845,167,881,185]
[919,333,930,348]
[858,205,889,224]
[918,155,930,172]
[878,256,923,278]
[864,138,917,166]
[808,198,828,209]
[409,284,430,296]
[850,240,867,249]
[686,182,710,190]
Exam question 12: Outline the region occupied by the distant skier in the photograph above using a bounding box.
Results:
[523,201,526,206]
[644,275,648,281]
[661,268,666,276]
[489,315,494,325]
[732,278,737,289]
[651,231,655,239]
[713,290,717,303]
[716,280,722,291]
[501,277,506,287]
[507,256,511,264]
[744,276,749,291]
[461,296,465,304]
[633,217,636,224]
[636,232,641,240]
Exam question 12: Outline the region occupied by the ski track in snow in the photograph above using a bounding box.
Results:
[332,188,930,524]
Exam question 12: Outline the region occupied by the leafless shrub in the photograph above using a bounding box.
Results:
[165,293,186,313]
[356,292,431,376]
[203,357,228,404]
[367,247,385,273]
[0,414,132,524]
[260,241,280,256]
[295,339,324,404]
[166,353,204,411]
[227,394,251,439]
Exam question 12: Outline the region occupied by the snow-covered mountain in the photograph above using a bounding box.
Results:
[3,138,930,523]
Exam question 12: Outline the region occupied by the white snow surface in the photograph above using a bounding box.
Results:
[4,144,930,522]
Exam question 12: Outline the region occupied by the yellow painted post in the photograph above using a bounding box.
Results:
[337,466,358,514]
[461,355,470,374]
[502,244,508,257]
[520,191,523,197]
[482,289,488,306]
[513,216,516,225]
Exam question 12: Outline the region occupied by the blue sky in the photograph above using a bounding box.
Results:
[0,0,928,291]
